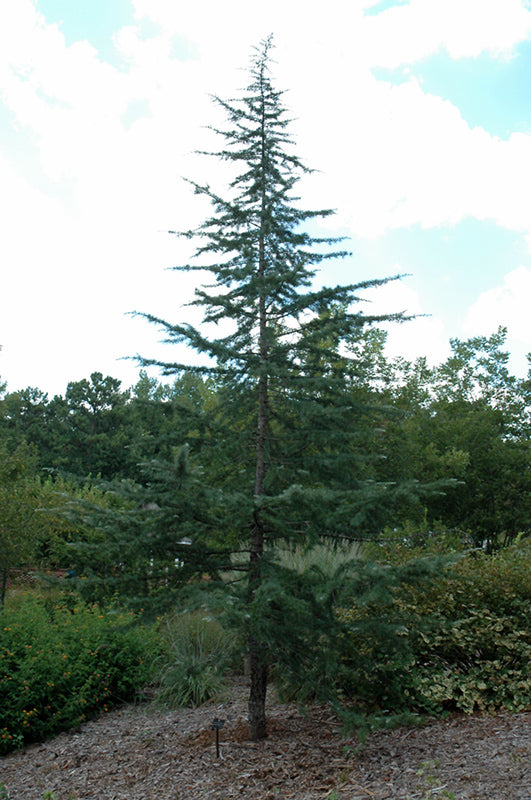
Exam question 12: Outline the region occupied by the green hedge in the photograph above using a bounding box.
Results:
[0,596,159,754]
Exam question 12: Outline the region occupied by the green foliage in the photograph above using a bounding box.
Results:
[364,519,473,563]
[0,442,41,601]
[1,324,530,560]
[0,387,53,467]
[156,610,238,707]
[411,613,531,714]
[57,372,131,479]
[335,707,424,746]
[335,541,531,723]
[380,328,531,548]
[404,541,531,714]
[34,474,122,567]
[267,546,451,708]
[64,444,230,613]
[0,595,158,754]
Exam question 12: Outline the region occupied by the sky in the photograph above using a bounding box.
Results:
[1,0,531,397]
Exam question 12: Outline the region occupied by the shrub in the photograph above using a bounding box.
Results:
[336,540,531,718]
[408,612,531,714]
[406,545,531,713]
[0,595,159,754]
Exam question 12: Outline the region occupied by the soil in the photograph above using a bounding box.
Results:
[1,677,529,799]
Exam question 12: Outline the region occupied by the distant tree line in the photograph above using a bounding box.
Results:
[1,326,529,575]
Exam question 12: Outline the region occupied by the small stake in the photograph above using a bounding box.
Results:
[210,717,226,758]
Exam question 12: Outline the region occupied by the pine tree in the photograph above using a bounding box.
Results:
[133,36,434,740]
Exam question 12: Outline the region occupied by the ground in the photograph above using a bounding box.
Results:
[1,678,530,799]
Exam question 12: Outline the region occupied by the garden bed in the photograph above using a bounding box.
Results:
[1,677,530,799]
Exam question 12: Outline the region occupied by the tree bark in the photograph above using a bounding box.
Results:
[247,633,268,740]
[0,569,7,608]
[247,499,267,739]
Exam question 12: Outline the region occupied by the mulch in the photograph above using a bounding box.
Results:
[1,677,530,799]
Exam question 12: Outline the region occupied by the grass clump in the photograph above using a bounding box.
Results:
[156,609,238,708]
[272,540,365,576]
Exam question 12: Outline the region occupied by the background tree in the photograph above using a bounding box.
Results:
[127,370,216,472]
[374,327,531,548]
[0,387,58,468]
[0,442,41,605]
[60,372,131,479]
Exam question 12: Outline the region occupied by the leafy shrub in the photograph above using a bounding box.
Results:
[156,609,238,707]
[410,624,531,713]
[0,595,159,754]
[336,540,531,717]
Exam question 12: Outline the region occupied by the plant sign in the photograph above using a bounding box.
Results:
[210,718,226,758]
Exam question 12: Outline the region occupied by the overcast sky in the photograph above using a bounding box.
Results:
[2,0,531,397]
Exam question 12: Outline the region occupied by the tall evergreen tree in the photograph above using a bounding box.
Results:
[132,37,430,739]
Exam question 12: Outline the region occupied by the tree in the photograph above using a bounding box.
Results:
[374,328,531,548]
[93,37,441,740]
[134,37,420,739]
[0,387,55,466]
[0,442,40,605]
[127,370,217,470]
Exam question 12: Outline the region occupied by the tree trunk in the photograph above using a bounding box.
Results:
[247,634,268,740]
[247,67,270,741]
[0,569,7,608]
[247,241,269,739]
[247,509,268,739]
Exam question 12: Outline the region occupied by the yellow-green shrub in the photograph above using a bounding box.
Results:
[0,595,159,754]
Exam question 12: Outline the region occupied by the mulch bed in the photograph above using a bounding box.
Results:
[1,678,530,799]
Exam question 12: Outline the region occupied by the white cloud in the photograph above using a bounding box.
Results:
[1,0,531,392]
[359,277,451,366]
[298,72,531,239]
[130,0,531,66]
[4,0,531,241]
[463,265,531,375]
[364,0,531,66]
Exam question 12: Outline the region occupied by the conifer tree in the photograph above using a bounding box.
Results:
[133,37,433,739]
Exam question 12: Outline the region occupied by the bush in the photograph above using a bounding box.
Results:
[405,542,531,713]
[0,595,159,754]
[410,611,531,713]
[156,609,238,708]
[336,540,531,718]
